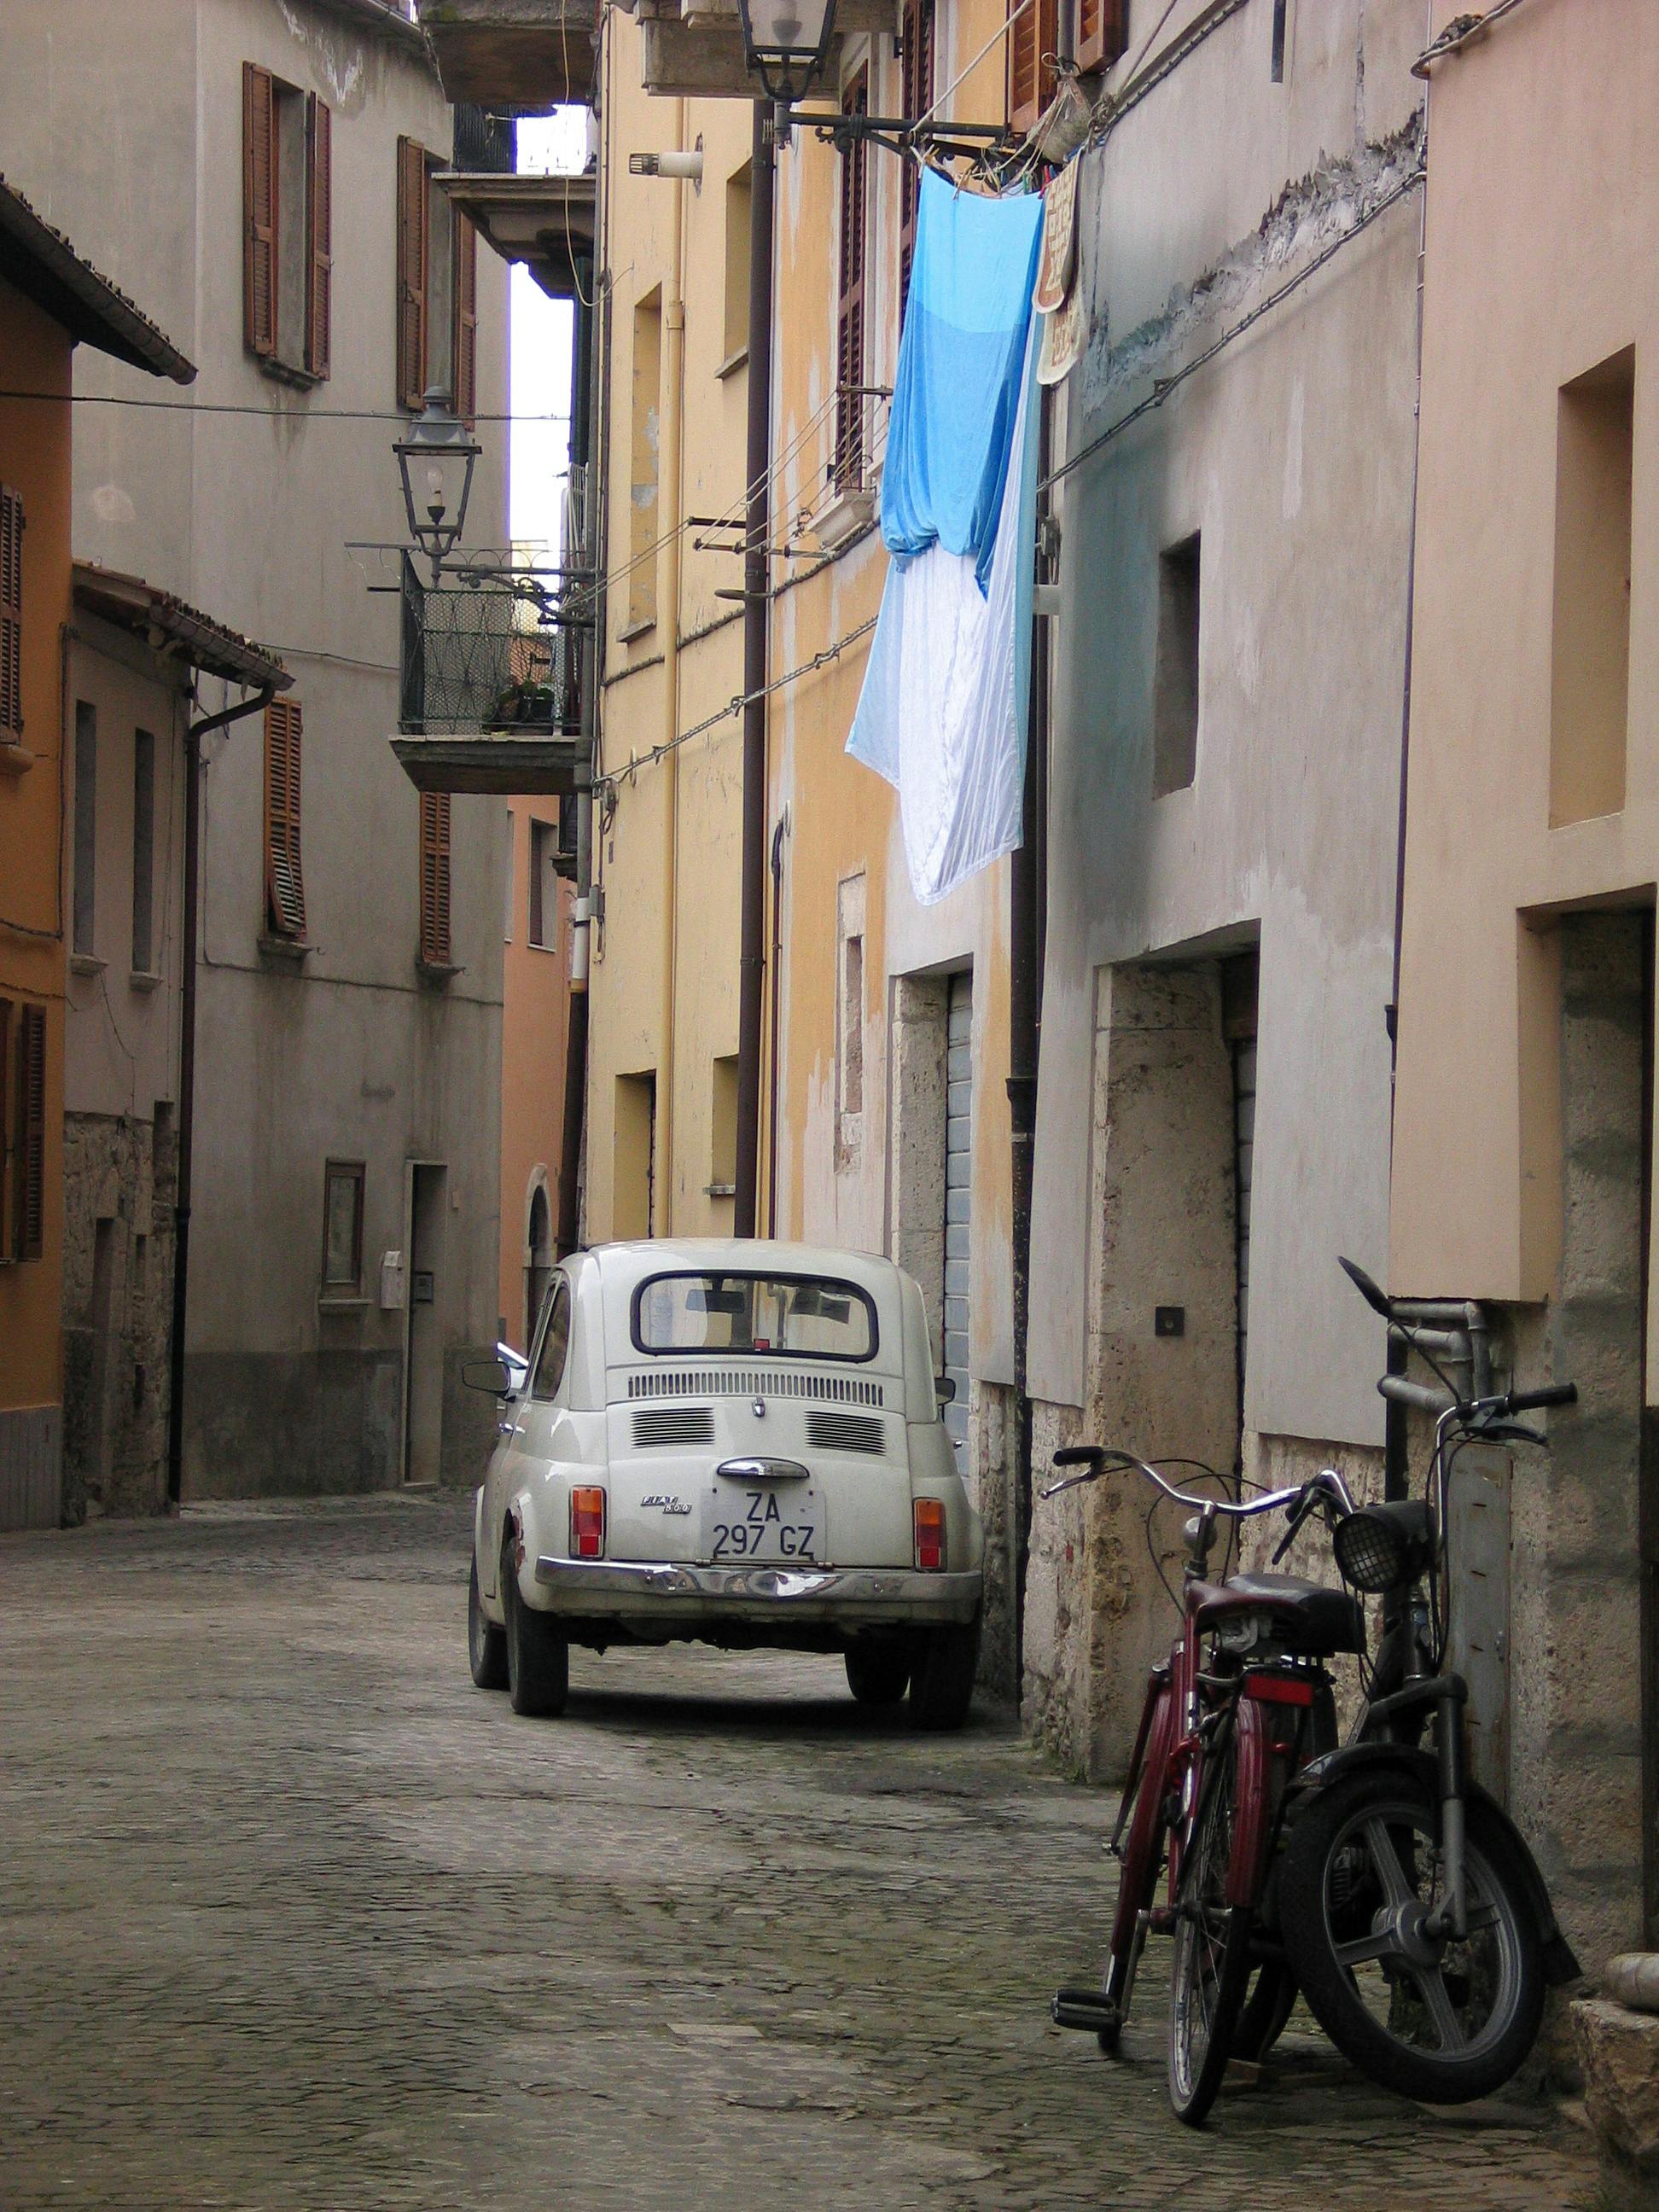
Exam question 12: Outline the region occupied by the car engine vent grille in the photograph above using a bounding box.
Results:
[805,1409,887,1456]
[627,1370,884,1407]
[631,1406,717,1449]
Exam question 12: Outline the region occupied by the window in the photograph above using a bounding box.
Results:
[614,1071,657,1239]
[243,62,331,380]
[633,1272,877,1361]
[1269,0,1289,81]
[1007,0,1058,135]
[709,1053,739,1200]
[835,874,866,1163]
[1152,533,1201,797]
[627,288,663,632]
[131,728,154,975]
[1551,347,1634,827]
[899,0,934,308]
[723,161,752,370]
[321,1160,364,1290]
[397,137,478,418]
[1075,0,1127,76]
[418,790,453,967]
[2,999,47,1263]
[73,701,96,958]
[835,71,869,491]
[0,483,20,743]
[528,817,558,948]
[532,1275,572,1400]
[263,696,306,938]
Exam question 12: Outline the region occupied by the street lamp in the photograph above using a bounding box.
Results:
[394,386,480,585]
[734,0,838,108]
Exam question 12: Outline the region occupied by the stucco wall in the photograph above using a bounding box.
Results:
[499,800,571,1347]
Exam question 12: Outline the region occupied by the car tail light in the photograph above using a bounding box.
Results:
[914,1497,946,1573]
[570,1487,606,1559]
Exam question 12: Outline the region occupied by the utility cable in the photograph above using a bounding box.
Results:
[0,387,568,422]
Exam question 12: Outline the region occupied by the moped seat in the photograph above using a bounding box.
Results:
[1190,1571,1365,1656]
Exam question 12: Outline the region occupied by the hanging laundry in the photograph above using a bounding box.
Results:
[847,175,1044,907]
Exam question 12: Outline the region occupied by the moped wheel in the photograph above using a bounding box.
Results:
[1278,1771,1545,2103]
[1234,1961,1297,2063]
[1167,1749,1253,2125]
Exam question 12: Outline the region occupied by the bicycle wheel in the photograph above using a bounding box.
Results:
[1278,1770,1545,2103]
[1167,1745,1254,2125]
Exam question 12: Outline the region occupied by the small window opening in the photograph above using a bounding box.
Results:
[1153,532,1201,797]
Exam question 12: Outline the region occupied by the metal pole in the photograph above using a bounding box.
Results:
[733,100,775,1238]
[166,684,273,1507]
[557,254,601,1260]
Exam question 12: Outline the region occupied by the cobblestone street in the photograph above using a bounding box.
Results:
[0,1494,1603,2211]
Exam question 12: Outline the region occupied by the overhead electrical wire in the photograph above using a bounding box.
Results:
[0,387,568,422]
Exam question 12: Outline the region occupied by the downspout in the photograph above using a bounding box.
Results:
[658,100,687,1234]
[166,682,276,1507]
[733,100,776,1237]
[557,240,602,1262]
[765,807,789,1235]
[1007,387,1052,1697]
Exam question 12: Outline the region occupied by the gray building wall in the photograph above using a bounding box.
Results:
[1023,0,1423,1773]
[0,0,510,1499]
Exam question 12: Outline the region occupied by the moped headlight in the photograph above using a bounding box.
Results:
[1332,1505,1414,1594]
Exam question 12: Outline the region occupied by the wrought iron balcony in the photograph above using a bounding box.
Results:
[451,102,516,176]
[393,554,589,795]
[420,0,596,110]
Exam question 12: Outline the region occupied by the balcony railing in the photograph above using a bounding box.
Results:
[451,102,516,175]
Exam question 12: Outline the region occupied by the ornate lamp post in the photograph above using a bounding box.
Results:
[733,0,838,111]
[393,386,480,585]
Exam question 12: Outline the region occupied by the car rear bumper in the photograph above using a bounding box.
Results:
[530,1556,981,1627]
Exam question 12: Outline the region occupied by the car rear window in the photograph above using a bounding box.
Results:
[632,1272,877,1362]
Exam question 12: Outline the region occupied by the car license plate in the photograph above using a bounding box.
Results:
[703,1480,821,1564]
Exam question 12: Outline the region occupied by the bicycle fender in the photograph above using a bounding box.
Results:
[1227,1697,1278,1908]
[1289,1744,1582,1987]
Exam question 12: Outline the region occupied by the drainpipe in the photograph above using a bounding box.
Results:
[1007,389,1053,1697]
[557,249,600,1262]
[166,683,276,1508]
[765,807,789,1235]
[733,100,775,1238]
[659,101,687,1236]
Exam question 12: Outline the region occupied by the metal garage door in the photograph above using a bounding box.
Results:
[943,974,972,1464]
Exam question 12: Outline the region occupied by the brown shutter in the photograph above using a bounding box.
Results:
[899,0,934,311]
[397,135,430,410]
[14,1002,45,1263]
[1074,0,1125,75]
[419,790,452,967]
[243,61,277,358]
[0,997,10,1254]
[1008,0,1058,133]
[264,698,306,939]
[305,93,332,380]
[453,211,478,426]
[835,70,869,490]
[0,484,21,742]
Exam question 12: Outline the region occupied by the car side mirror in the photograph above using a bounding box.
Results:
[935,1375,957,1405]
[463,1354,513,1396]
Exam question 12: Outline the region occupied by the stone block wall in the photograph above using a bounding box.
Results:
[61,1110,176,1521]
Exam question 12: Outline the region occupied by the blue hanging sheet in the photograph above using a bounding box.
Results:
[880,171,1045,597]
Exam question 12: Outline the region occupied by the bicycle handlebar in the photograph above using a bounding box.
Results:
[1043,1446,1356,1524]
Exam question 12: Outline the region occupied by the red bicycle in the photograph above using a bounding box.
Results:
[1046,1449,1364,2125]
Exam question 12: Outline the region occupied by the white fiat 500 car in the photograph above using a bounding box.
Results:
[466,1239,985,1728]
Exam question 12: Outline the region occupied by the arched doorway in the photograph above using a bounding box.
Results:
[525,1182,551,1348]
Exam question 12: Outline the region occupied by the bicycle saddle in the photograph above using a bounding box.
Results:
[1190,1572,1365,1656]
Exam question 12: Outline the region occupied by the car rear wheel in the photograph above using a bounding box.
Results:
[909,1611,981,1732]
[845,1639,912,1707]
[501,1529,569,1717]
[468,1553,508,1691]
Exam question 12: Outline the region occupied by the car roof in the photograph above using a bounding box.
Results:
[590,1238,898,1294]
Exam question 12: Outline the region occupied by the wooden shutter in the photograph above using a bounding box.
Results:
[0,484,21,742]
[305,92,332,380]
[243,61,277,358]
[835,71,869,491]
[14,1002,45,1263]
[264,698,306,939]
[397,135,430,410]
[453,211,478,426]
[1075,0,1126,74]
[1008,0,1059,134]
[419,791,452,967]
[899,0,934,311]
